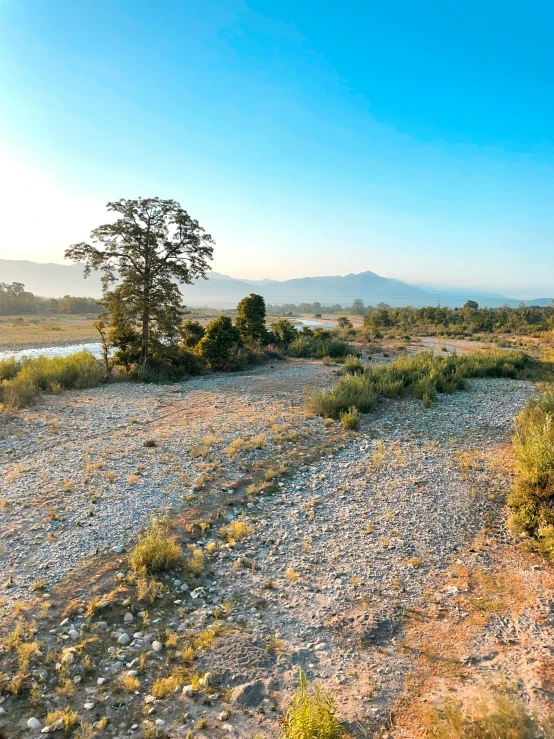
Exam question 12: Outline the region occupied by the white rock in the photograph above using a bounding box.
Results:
[84,702,94,710]
[182,685,194,696]
[118,633,131,645]
[151,640,163,652]
[61,651,74,665]
[124,612,134,623]
[27,717,42,729]
[155,719,165,727]
[68,629,79,640]
[97,678,107,685]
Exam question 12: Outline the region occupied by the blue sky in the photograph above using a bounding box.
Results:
[1,0,553,295]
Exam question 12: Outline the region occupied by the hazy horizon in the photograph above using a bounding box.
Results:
[1,2,554,296]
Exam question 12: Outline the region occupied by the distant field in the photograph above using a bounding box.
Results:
[0,314,99,349]
[0,311,348,351]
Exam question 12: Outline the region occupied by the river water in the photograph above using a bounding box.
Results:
[0,319,338,361]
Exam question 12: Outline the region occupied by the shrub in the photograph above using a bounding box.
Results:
[0,351,103,411]
[339,406,361,430]
[306,350,528,419]
[197,316,241,370]
[219,519,253,543]
[343,355,364,375]
[280,670,344,738]
[271,319,298,346]
[152,675,180,698]
[129,523,182,574]
[181,320,205,348]
[508,390,554,558]
[44,708,80,735]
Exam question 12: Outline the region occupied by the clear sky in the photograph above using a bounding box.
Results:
[1,0,553,296]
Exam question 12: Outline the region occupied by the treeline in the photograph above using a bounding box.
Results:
[96,291,351,380]
[268,299,367,316]
[0,282,99,315]
[362,302,554,336]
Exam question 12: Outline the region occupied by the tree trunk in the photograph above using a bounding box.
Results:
[140,307,149,368]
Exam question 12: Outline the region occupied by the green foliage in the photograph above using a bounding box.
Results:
[0,351,103,411]
[286,336,351,359]
[339,406,361,430]
[280,670,344,739]
[342,355,364,374]
[236,293,268,343]
[508,389,554,558]
[181,320,206,348]
[0,281,99,315]
[428,692,553,739]
[271,319,298,346]
[336,316,353,329]
[197,316,241,370]
[306,350,528,419]
[65,197,214,368]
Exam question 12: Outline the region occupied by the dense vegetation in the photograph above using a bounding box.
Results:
[362,302,554,337]
[0,294,351,411]
[0,282,99,315]
[0,352,103,410]
[509,390,554,558]
[305,350,529,419]
[269,300,554,338]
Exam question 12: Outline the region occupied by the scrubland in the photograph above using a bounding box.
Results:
[1,335,554,738]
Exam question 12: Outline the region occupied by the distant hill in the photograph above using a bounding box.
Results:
[0,259,104,297]
[0,259,550,308]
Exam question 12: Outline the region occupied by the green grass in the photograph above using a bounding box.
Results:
[280,671,344,739]
[508,389,554,558]
[305,350,529,418]
[0,351,103,411]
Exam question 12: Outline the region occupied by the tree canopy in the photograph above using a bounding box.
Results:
[65,197,214,368]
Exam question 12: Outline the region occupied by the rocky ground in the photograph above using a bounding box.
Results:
[1,352,553,739]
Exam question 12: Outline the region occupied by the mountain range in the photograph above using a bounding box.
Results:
[0,259,551,309]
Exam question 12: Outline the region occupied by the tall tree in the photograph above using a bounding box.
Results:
[236,293,268,343]
[65,197,214,368]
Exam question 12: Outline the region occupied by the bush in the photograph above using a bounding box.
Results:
[135,345,205,382]
[197,316,241,370]
[343,355,364,375]
[508,390,554,558]
[271,319,299,346]
[181,320,205,348]
[0,351,103,411]
[306,350,528,419]
[280,670,344,739]
[129,523,182,574]
[340,406,361,430]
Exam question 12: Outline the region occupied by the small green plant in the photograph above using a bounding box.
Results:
[339,406,360,430]
[129,522,182,574]
[280,670,344,738]
[143,439,157,448]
